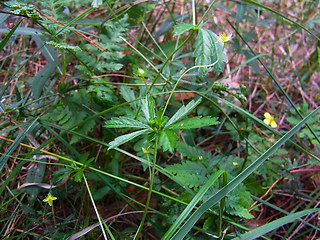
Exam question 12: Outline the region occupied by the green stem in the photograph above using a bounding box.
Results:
[83,175,112,240]
[161,43,226,119]
[134,138,158,240]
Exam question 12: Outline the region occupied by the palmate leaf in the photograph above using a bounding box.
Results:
[164,98,202,129]
[108,129,149,150]
[104,117,150,129]
[193,28,227,77]
[170,116,219,130]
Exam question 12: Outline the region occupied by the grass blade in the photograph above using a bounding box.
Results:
[0,18,22,51]
[162,170,225,239]
[0,117,39,172]
[31,62,57,99]
[171,107,320,239]
[232,209,320,240]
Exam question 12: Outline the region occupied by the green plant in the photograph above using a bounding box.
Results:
[1,0,320,239]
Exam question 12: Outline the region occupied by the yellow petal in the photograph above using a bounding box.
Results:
[43,193,57,206]
[263,118,270,125]
[233,162,238,166]
[264,112,271,119]
[270,121,277,128]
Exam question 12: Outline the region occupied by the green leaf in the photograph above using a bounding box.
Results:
[166,160,208,188]
[232,209,320,240]
[73,168,84,182]
[31,63,58,99]
[141,95,155,122]
[120,85,138,109]
[193,28,227,76]
[159,130,178,152]
[173,23,195,36]
[104,117,150,129]
[163,170,225,240]
[164,98,202,129]
[170,116,219,129]
[108,129,149,150]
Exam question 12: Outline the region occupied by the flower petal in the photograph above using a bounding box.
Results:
[270,121,277,128]
[263,119,270,125]
[264,112,271,119]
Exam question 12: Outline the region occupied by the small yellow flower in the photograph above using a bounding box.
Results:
[198,156,203,161]
[218,32,232,43]
[264,112,277,128]
[233,162,238,166]
[142,147,150,154]
[43,193,57,206]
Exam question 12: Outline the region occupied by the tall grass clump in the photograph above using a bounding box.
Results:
[0,0,319,239]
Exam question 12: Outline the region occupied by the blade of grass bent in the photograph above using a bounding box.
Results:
[162,170,225,240]
[171,107,320,239]
[232,208,320,240]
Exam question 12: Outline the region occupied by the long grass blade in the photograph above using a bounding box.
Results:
[0,117,39,172]
[0,18,22,51]
[171,107,320,239]
[232,208,320,240]
[162,170,225,239]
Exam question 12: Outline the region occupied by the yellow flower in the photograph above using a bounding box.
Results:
[233,162,238,166]
[43,193,57,206]
[218,32,232,43]
[264,112,277,128]
[142,147,150,154]
[198,156,203,161]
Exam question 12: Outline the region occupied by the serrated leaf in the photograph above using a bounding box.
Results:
[164,98,202,129]
[176,142,214,162]
[170,116,219,129]
[104,117,150,129]
[166,160,207,188]
[159,130,178,152]
[193,28,227,77]
[141,95,155,122]
[74,168,84,182]
[108,129,149,150]
[173,23,195,36]
[120,85,138,109]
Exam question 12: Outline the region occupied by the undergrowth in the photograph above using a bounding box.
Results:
[0,0,320,239]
